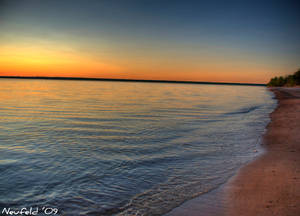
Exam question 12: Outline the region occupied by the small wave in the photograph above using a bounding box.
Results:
[225,105,260,115]
[0,159,18,165]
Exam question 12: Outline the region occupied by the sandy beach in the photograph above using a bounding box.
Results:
[167,87,300,216]
[225,87,300,216]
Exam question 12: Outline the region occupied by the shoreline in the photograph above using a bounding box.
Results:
[167,87,300,216]
[224,87,300,216]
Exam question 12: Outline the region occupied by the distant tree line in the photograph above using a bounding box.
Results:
[267,69,300,87]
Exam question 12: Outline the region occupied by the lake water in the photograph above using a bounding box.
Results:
[0,79,276,215]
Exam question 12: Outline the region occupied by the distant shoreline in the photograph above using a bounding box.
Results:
[0,76,266,86]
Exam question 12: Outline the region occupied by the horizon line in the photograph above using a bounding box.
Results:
[0,76,266,86]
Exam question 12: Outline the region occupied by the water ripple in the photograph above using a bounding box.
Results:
[0,80,276,215]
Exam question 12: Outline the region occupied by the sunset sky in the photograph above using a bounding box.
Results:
[0,0,299,83]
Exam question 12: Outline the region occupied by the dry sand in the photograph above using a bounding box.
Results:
[225,87,300,216]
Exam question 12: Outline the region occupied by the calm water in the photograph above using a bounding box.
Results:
[0,79,276,216]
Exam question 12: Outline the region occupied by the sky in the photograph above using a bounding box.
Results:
[0,0,299,83]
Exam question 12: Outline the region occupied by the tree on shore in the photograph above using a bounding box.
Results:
[267,69,300,87]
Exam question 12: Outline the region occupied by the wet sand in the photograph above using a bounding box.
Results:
[225,87,300,216]
[167,87,300,216]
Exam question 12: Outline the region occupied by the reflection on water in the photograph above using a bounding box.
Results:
[0,79,276,215]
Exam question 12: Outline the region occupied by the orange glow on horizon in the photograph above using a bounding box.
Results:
[0,44,122,78]
[0,44,277,84]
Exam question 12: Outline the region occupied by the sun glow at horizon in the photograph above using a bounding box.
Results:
[0,41,287,84]
[0,43,124,78]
